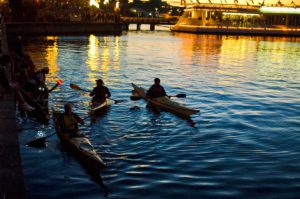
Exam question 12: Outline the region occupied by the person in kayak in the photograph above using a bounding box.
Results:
[90,79,111,104]
[146,78,167,98]
[58,103,84,134]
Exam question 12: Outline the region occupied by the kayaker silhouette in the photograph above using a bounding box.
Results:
[90,79,111,104]
[146,78,167,98]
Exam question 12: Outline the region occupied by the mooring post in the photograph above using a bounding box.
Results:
[150,24,155,31]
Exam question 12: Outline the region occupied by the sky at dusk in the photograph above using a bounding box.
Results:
[168,0,300,6]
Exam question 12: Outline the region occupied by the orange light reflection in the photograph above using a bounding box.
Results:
[45,36,59,83]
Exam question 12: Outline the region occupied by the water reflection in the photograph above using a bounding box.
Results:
[86,35,100,71]
[21,32,300,199]
[100,37,110,83]
[45,36,59,83]
[173,33,300,86]
[86,35,120,85]
[61,145,109,197]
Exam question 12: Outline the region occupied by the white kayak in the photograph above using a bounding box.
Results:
[132,83,199,118]
[89,99,109,116]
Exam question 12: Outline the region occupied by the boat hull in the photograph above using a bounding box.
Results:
[89,99,109,117]
[53,110,107,171]
[132,83,199,118]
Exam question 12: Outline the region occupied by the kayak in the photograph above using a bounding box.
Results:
[53,109,107,171]
[132,83,199,118]
[20,86,49,124]
[89,99,109,116]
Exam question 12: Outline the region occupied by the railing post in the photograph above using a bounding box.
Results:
[150,23,155,31]
[123,24,129,31]
[137,23,141,31]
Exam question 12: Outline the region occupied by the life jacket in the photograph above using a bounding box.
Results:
[59,113,79,132]
[147,85,166,98]
[91,86,110,102]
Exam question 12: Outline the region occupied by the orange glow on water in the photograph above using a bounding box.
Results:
[45,36,59,83]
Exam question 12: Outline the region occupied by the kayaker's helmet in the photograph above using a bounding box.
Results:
[64,103,73,113]
[96,79,104,85]
[154,78,160,85]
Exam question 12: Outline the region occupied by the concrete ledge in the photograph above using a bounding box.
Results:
[0,20,26,199]
[6,22,123,35]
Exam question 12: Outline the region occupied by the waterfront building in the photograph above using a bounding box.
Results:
[171,2,300,36]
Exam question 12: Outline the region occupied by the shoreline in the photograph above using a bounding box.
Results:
[6,22,123,35]
[5,22,300,37]
[170,25,300,37]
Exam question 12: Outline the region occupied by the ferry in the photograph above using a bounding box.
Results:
[170,2,300,36]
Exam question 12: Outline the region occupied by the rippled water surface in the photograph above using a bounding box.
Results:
[19,31,300,199]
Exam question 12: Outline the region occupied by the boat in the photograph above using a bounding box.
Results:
[131,83,199,118]
[89,99,109,117]
[53,109,107,171]
[170,3,300,37]
[20,85,50,124]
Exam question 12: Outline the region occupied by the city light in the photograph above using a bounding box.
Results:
[260,6,300,14]
[223,12,260,16]
[90,0,100,8]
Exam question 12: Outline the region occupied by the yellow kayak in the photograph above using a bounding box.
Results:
[53,109,107,171]
[132,83,199,118]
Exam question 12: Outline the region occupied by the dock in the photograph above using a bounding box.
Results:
[0,18,26,199]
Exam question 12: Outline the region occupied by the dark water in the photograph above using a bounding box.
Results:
[19,31,300,199]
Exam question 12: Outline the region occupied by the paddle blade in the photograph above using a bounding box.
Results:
[70,83,82,91]
[113,99,126,104]
[176,94,186,98]
[130,96,142,101]
[27,137,47,148]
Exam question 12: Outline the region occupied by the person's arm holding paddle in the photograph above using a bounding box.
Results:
[90,87,96,97]
[104,86,111,99]
[75,113,84,125]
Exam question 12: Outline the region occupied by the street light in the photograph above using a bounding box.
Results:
[90,0,99,8]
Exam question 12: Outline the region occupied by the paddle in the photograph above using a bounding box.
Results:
[130,93,186,101]
[27,109,93,148]
[70,83,90,92]
[27,132,56,148]
[48,79,63,93]
[70,83,125,104]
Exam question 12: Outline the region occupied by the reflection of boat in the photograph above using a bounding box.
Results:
[62,143,109,197]
[171,3,300,36]
[53,109,107,172]
[132,83,199,118]
[89,99,110,117]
